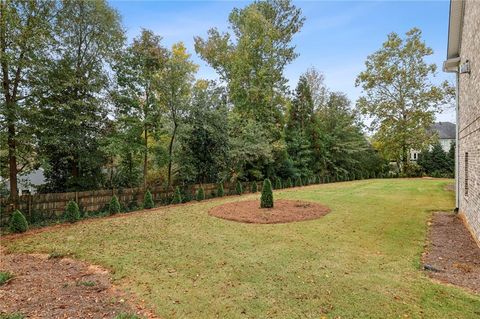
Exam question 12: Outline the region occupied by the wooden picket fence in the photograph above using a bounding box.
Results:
[0,181,243,225]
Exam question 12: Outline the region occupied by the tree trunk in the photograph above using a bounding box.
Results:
[7,120,18,203]
[143,128,148,189]
[167,123,177,189]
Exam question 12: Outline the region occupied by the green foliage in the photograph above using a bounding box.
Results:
[0,313,25,319]
[251,181,258,193]
[171,187,182,204]
[113,314,143,319]
[65,201,80,223]
[260,178,274,208]
[274,178,282,189]
[315,175,321,184]
[236,181,243,195]
[0,271,13,285]
[417,142,453,177]
[9,210,28,233]
[109,195,121,215]
[217,183,224,197]
[286,177,293,188]
[356,28,454,172]
[143,190,154,209]
[196,187,205,201]
[295,176,303,187]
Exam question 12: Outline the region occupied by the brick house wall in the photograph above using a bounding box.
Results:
[458,0,480,244]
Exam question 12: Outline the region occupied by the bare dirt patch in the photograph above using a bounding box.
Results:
[209,199,330,224]
[0,253,158,318]
[422,212,480,294]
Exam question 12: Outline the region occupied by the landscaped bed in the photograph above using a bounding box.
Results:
[1,179,479,318]
[209,199,330,224]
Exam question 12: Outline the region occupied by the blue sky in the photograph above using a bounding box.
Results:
[110,0,455,122]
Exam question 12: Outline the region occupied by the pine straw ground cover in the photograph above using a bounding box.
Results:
[2,179,480,318]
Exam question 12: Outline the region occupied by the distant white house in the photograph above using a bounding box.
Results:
[411,122,456,161]
[1,168,46,195]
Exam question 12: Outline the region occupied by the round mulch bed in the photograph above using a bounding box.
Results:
[209,199,330,224]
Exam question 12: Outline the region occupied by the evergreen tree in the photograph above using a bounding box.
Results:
[251,181,258,193]
[171,187,182,204]
[65,200,80,223]
[236,181,243,195]
[260,179,273,208]
[275,178,282,190]
[9,210,28,233]
[143,190,154,209]
[109,195,121,215]
[286,177,293,188]
[196,187,205,201]
[295,176,303,187]
[217,183,224,197]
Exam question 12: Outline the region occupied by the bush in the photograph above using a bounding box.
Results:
[64,201,80,223]
[251,181,257,193]
[109,195,121,215]
[236,181,243,195]
[217,183,224,197]
[295,176,303,187]
[315,175,321,184]
[286,177,293,188]
[274,178,282,189]
[143,190,154,209]
[260,178,273,208]
[196,187,205,201]
[403,162,424,177]
[171,187,182,204]
[9,210,28,233]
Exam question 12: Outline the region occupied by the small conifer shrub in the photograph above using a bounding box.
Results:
[251,181,258,193]
[236,181,243,195]
[286,177,293,188]
[295,176,303,187]
[109,195,121,215]
[65,200,80,223]
[217,183,224,197]
[260,178,273,208]
[171,187,182,204]
[275,178,282,189]
[143,190,154,209]
[9,210,28,233]
[196,187,205,201]
[315,175,321,184]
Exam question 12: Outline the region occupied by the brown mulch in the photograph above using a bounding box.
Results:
[422,212,480,294]
[0,253,159,318]
[209,199,330,224]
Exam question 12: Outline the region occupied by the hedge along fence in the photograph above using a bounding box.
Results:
[0,172,393,226]
[0,181,250,226]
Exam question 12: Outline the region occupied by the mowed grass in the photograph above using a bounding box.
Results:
[3,179,480,318]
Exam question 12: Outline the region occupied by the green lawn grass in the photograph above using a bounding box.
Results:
[4,179,479,318]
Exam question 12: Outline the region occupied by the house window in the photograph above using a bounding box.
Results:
[465,152,469,196]
[413,153,417,160]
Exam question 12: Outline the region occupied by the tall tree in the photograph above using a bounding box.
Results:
[36,0,124,191]
[195,0,304,130]
[156,42,197,188]
[0,0,56,201]
[176,80,229,184]
[112,29,167,188]
[355,28,454,172]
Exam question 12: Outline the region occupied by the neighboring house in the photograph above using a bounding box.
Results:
[2,168,46,195]
[444,0,480,245]
[410,122,456,161]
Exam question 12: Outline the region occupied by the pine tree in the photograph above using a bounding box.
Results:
[236,181,243,195]
[143,190,154,209]
[171,187,182,204]
[275,178,282,189]
[9,210,28,233]
[65,200,80,223]
[295,176,303,187]
[286,177,293,188]
[109,195,121,214]
[217,183,224,197]
[196,187,205,201]
[251,181,258,193]
[260,178,274,208]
